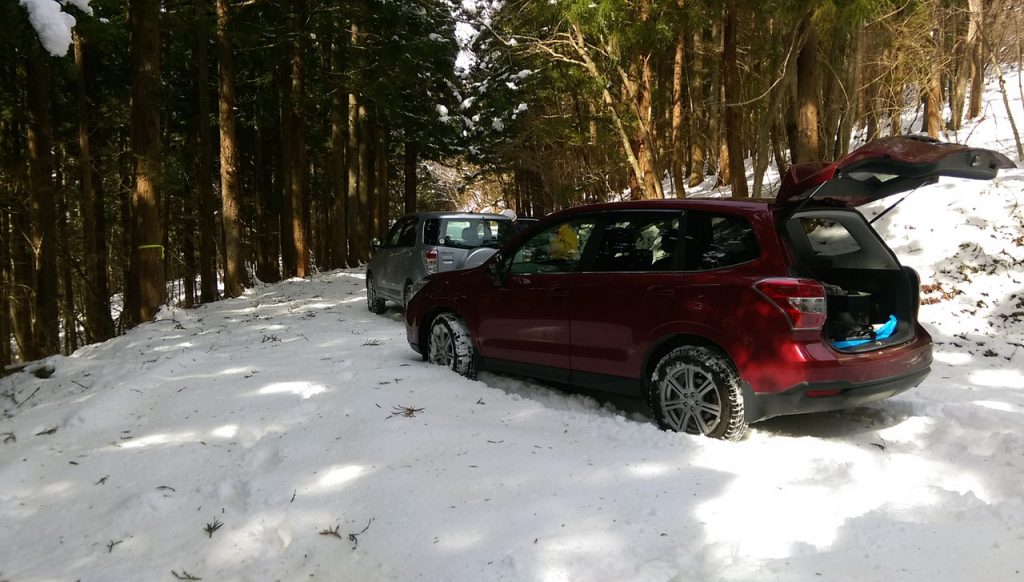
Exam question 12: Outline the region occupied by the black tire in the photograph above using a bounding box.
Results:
[427,313,476,379]
[647,345,747,441]
[366,274,386,314]
[403,281,413,309]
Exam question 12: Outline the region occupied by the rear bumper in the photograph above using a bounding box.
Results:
[742,366,929,423]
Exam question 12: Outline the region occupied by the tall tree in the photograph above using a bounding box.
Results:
[26,40,59,354]
[722,2,747,197]
[74,30,114,343]
[329,37,349,268]
[794,10,821,164]
[196,0,219,303]
[129,0,165,322]
[288,0,311,277]
[217,0,249,297]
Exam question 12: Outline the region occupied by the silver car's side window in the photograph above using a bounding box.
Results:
[508,219,596,274]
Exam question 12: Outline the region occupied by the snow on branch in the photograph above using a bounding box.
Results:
[19,0,93,57]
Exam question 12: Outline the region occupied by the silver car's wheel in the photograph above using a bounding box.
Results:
[648,346,747,440]
[427,313,475,378]
[403,282,413,309]
[366,274,386,314]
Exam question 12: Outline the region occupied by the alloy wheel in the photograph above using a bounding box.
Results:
[660,364,722,435]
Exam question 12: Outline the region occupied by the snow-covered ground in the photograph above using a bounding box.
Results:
[3,82,1024,581]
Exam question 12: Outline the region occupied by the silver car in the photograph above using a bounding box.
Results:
[366,212,515,312]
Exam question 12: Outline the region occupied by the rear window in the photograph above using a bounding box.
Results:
[785,210,899,269]
[799,218,862,257]
[426,218,513,249]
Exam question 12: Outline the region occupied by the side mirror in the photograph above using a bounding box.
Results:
[370,237,381,249]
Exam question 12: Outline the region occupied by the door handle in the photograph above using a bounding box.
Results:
[646,286,675,298]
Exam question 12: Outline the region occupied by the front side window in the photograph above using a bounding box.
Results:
[384,218,413,248]
[396,218,418,247]
[684,212,759,270]
[590,213,682,272]
[508,219,597,274]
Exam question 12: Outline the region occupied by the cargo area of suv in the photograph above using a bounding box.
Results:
[781,208,919,352]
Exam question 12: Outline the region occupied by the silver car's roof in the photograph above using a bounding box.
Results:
[404,211,511,221]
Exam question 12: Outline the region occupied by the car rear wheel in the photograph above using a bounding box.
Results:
[403,281,413,309]
[366,274,386,314]
[427,313,475,378]
[648,346,747,441]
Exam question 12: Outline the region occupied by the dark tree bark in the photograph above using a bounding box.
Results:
[129,0,165,323]
[27,41,59,353]
[925,58,944,138]
[722,3,747,197]
[279,59,296,276]
[254,105,281,283]
[217,0,249,298]
[329,40,349,269]
[56,152,76,354]
[357,102,371,257]
[0,210,11,366]
[376,124,388,239]
[688,30,706,188]
[670,13,686,197]
[403,139,417,214]
[794,12,821,163]
[967,0,985,119]
[949,7,970,131]
[73,31,114,343]
[346,90,362,265]
[10,202,35,360]
[707,23,723,185]
[289,0,311,277]
[196,0,219,303]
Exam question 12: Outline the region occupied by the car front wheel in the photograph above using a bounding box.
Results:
[647,346,747,441]
[427,313,475,378]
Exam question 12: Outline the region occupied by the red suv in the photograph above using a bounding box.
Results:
[403,137,1014,439]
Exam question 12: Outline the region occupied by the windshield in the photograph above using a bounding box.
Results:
[435,218,513,250]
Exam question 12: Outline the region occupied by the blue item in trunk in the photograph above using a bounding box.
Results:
[832,315,898,349]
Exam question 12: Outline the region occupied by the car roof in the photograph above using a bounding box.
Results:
[405,211,511,220]
[542,197,774,222]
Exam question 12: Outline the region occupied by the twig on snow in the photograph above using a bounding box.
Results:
[348,518,374,549]
[387,405,424,419]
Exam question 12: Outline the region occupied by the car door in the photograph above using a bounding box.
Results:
[569,211,685,389]
[476,217,599,382]
[377,217,417,297]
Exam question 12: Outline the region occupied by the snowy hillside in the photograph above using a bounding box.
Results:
[2,81,1023,580]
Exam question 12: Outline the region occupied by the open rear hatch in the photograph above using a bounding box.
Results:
[775,136,1016,352]
[776,135,1015,209]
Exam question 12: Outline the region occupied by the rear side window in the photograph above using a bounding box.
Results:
[435,218,513,249]
[590,213,681,272]
[684,212,759,270]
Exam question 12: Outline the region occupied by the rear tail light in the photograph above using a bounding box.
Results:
[424,248,438,274]
[755,277,826,330]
